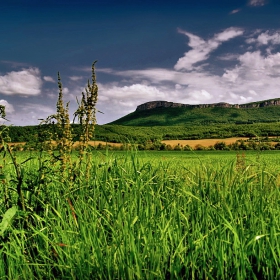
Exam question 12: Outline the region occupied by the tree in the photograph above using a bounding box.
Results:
[214,141,227,150]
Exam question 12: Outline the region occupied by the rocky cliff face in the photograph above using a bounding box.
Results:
[136,99,280,111]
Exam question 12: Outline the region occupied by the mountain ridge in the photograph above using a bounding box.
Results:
[110,97,280,126]
[136,98,280,111]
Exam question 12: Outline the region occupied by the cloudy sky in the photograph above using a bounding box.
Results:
[0,0,280,125]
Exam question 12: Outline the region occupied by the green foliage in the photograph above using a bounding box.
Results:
[1,151,280,278]
[74,61,98,148]
[110,105,280,126]
[0,206,17,237]
[214,141,227,150]
[5,120,280,147]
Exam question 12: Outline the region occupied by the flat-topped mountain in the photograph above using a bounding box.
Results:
[110,98,280,126]
[136,98,280,111]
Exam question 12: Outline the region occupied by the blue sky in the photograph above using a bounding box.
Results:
[0,0,280,125]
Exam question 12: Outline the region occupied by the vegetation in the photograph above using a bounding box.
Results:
[6,122,280,148]
[110,105,280,126]
[2,147,280,279]
[2,64,280,279]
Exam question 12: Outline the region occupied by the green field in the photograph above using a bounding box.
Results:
[1,149,280,279]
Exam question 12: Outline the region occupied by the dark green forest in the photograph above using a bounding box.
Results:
[4,122,280,145]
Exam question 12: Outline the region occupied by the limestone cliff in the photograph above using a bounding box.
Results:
[135,98,280,111]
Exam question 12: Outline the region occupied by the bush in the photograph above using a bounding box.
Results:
[214,141,227,150]
[195,144,206,151]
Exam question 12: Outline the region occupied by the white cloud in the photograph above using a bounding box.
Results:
[69,76,84,81]
[43,76,55,83]
[223,68,239,83]
[99,84,165,103]
[249,90,257,95]
[63,87,69,94]
[218,53,240,61]
[230,9,241,14]
[185,90,213,104]
[214,28,243,42]
[95,83,168,121]
[221,51,280,102]
[5,102,56,126]
[246,31,280,45]
[174,27,244,71]
[0,68,42,96]
[239,51,280,77]
[19,103,54,114]
[248,0,267,6]
[0,100,14,114]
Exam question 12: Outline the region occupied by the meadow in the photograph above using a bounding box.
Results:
[1,149,280,279]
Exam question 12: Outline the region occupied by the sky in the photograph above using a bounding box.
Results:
[0,0,280,126]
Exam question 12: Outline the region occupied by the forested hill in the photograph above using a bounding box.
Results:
[4,98,280,143]
[110,98,280,126]
[4,122,280,144]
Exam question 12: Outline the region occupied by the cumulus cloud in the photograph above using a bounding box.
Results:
[19,103,54,114]
[246,31,280,45]
[14,102,56,125]
[218,53,240,61]
[221,51,280,103]
[43,76,55,83]
[0,68,42,96]
[225,51,280,80]
[98,83,166,112]
[174,27,244,71]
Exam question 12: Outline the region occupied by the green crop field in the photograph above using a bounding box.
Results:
[1,149,280,279]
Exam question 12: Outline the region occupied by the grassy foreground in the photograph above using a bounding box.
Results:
[1,150,280,279]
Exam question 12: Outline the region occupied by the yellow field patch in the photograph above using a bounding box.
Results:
[162,138,249,148]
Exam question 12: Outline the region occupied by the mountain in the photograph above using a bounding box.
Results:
[109,98,280,126]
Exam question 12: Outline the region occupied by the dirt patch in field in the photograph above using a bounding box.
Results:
[162,138,249,148]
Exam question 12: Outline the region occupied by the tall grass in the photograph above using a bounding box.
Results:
[1,149,280,279]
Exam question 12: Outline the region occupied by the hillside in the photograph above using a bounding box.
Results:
[6,122,280,144]
[110,98,280,126]
[5,98,280,144]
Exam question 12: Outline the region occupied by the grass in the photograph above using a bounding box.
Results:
[1,149,280,279]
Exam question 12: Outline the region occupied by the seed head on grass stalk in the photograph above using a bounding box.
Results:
[74,61,98,180]
[42,72,73,178]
